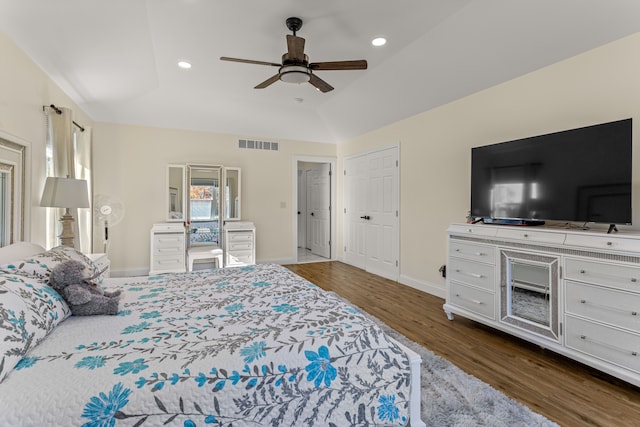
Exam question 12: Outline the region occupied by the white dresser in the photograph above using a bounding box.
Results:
[223,221,256,267]
[444,223,640,388]
[149,223,186,275]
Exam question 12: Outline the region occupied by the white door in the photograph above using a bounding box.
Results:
[309,163,331,258]
[344,155,367,269]
[344,146,399,280]
[297,169,306,248]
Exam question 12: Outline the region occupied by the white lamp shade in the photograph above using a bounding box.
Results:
[40,177,90,208]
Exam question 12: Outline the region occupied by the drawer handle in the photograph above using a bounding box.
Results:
[455,269,484,279]
[579,269,586,274]
[474,252,485,257]
[454,293,483,305]
[606,241,613,246]
[580,299,586,304]
[579,335,637,356]
[455,249,460,252]
[523,234,529,238]
[632,278,638,283]
[467,229,473,233]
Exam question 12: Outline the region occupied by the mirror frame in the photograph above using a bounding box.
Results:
[166,164,186,222]
[499,249,560,342]
[223,167,241,221]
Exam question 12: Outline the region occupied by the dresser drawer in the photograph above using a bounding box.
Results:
[448,224,497,237]
[153,244,185,257]
[496,228,565,245]
[565,258,640,293]
[228,241,253,252]
[566,281,640,332]
[227,231,254,242]
[565,315,640,374]
[448,258,495,291]
[449,281,495,319]
[564,233,640,253]
[154,233,185,249]
[152,256,185,271]
[450,241,495,265]
[227,251,254,266]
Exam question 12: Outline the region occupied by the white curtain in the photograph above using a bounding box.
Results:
[73,125,92,252]
[44,106,92,252]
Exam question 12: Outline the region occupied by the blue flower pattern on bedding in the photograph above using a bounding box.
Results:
[0,264,411,426]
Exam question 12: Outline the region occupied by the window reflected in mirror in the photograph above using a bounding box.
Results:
[188,166,221,222]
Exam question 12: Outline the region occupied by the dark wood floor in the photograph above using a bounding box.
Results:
[285,261,640,427]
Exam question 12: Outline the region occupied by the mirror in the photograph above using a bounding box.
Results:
[167,164,185,221]
[187,165,222,247]
[224,167,241,220]
[188,165,221,222]
[500,250,559,341]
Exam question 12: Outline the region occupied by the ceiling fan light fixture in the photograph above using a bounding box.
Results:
[279,65,310,84]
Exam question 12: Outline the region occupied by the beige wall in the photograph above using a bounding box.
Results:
[93,123,335,275]
[0,29,93,246]
[338,32,640,297]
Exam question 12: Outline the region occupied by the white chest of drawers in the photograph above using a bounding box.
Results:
[149,223,186,275]
[444,223,640,387]
[223,221,256,267]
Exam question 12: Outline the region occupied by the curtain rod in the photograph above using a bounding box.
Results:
[43,104,85,132]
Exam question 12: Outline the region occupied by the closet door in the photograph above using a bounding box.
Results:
[344,146,399,280]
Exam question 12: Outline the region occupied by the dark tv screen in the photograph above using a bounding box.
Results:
[470,118,632,225]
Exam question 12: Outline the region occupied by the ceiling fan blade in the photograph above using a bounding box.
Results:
[220,57,281,67]
[255,74,281,89]
[309,73,334,93]
[309,60,368,71]
[286,35,306,61]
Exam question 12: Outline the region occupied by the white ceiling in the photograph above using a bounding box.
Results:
[2,0,640,143]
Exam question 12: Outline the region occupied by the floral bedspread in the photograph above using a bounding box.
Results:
[0,264,411,426]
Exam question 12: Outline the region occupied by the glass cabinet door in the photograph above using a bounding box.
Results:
[167,164,185,222]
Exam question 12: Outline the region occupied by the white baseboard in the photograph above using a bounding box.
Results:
[398,274,446,299]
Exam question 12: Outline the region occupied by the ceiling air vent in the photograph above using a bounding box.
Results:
[238,139,279,151]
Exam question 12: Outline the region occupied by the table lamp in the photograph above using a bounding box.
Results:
[40,176,90,248]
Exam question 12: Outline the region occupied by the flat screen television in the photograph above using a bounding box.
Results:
[470,118,632,226]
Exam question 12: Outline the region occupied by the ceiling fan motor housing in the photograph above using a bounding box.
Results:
[286,17,303,34]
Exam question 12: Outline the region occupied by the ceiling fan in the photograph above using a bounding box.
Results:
[220,17,367,93]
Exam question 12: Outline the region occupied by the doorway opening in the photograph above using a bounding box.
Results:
[293,157,336,264]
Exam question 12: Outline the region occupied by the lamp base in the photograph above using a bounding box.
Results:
[59,210,76,248]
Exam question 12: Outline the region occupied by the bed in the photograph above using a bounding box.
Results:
[0,244,424,426]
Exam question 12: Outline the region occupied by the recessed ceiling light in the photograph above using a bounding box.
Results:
[371,37,387,47]
[178,61,192,69]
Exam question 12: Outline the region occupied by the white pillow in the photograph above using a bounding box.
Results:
[0,242,46,265]
[0,272,71,382]
[0,246,101,284]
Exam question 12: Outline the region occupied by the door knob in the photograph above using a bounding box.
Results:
[310,212,315,216]
[360,215,371,220]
